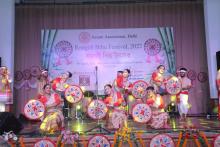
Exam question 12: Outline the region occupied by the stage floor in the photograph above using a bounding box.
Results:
[15,116,220,146]
[20,116,220,136]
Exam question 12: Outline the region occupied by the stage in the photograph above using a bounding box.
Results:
[17,116,220,146]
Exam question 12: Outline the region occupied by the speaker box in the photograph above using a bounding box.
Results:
[216,51,220,70]
[0,112,23,134]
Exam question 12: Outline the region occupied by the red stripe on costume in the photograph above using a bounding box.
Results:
[116,75,123,88]
[104,96,111,104]
[54,93,61,105]
[37,94,47,105]
[180,91,189,95]
[52,77,61,91]
[152,72,162,82]
[146,98,154,105]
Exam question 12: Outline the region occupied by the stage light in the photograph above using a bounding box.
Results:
[171,102,175,106]
[72,121,83,133]
[76,105,81,110]
[170,95,176,102]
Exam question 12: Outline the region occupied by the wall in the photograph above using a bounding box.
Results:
[204,0,220,98]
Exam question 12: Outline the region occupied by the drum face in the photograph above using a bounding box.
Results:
[132,80,148,99]
[65,85,83,103]
[132,103,152,123]
[87,100,108,120]
[165,76,182,95]
[150,134,175,147]
[24,99,45,120]
[88,135,110,147]
[34,139,55,147]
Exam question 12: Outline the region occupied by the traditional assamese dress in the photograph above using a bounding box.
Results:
[147,94,169,129]
[39,93,64,133]
[104,89,127,129]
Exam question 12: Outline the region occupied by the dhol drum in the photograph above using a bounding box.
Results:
[213,134,220,147]
[87,99,108,120]
[132,80,148,99]
[150,134,174,147]
[165,76,182,95]
[132,103,152,123]
[24,99,45,120]
[64,85,83,104]
[87,135,110,147]
[34,138,55,147]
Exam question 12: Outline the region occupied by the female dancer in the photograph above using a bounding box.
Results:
[38,84,64,133]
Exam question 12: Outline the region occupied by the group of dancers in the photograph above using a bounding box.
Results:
[0,65,192,133]
[103,65,192,129]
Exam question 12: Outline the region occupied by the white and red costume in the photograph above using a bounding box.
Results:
[51,77,68,92]
[147,94,168,129]
[150,71,166,94]
[38,93,64,133]
[0,67,11,93]
[177,76,191,116]
[37,75,50,94]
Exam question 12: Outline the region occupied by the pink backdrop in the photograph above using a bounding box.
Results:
[14,1,209,115]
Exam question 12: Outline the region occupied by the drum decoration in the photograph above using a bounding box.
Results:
[150,134,175,147]
[187,70,197,81]
[111,110,127,129]
[54,40,73,65]
[23,69,32,80]
[213,135,220,147]
[197,72,208,83]
[87,135,110,147]
[24,99,45,120]
[30,66,41,77]
[165,76,182,95]
[132,103,152,123]
[14,71,23,82]
[87,100,108,120]
[65,85,83,103]
[132,80,148,99]
[144,38,162,56]
[34,138,55,147]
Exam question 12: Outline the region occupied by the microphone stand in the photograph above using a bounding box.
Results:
[85,66,111,134]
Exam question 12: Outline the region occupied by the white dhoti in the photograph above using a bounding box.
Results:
[178,92,189,115]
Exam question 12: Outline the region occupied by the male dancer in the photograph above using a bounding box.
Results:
[177,67,192,120]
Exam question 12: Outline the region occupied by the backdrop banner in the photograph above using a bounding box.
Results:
[41,27,175,94]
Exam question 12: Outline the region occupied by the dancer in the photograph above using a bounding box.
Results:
[37,69,50,94]
[122,69,133,95]
[39,84,64,133]
[0,66,12,93]
[177,67,192,120]
[216,69,220,90]
[51,71,72,92]
[51,71,72,118]
[216,69,220,119]
[146,86,169,129]
[104,84,127,129]
[150,65,166,94]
